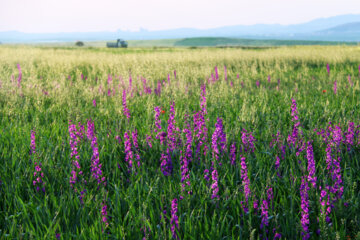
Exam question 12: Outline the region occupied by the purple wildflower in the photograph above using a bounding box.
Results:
[174,70,177,79]
[167,102,178,152]
[211,169,219,200]
[154,106,162,133]
[93,99,96,107]
[200,84,207,115]
[240,156,251,203]
[326,63,330,75]
[306,142,317,188]
[300,177,310,240]
[260,198,269,230]
[333,80,337,94]
[146,134,153,148]
[193,110,208,159]
[224,65,227,81]
[345,122,355,147]
[268,75,271,83]
[256,80,260,87]
[87,120,105,185]
[69,121,82,188]
[101,202,109,227]
[170,199,179,239]
[211,118,226,161]
[204,169,210,181]
[30,130,36,155]
[160,148,173,176]
[132,129,141,167]
[124,131,133,169]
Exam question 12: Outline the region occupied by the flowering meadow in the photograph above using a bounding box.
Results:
[0,45,360,239]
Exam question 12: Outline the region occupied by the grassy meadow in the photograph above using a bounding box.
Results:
[0,45,360,239]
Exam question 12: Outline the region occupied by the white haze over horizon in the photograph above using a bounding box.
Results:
[1,0,360,33]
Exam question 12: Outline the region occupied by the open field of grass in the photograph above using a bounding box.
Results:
[0,45,360,239]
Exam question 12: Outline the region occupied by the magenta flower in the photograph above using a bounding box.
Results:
[160,148,173,176]
[170,198,179,239]
[124,131,134,169]
[240,156,251,204]
[87,120,105,185]
[260,198,269,230]
[215,66,219,81]
[211,118,226,161]
[167,102,179,152]
[211,169,219,200]
[326,63,330,75]
[30,130,36,155]
[267,75,271,83]
[93,99,96,107]
[101,202,109,227]
[146,134,153,148]
[300,177,310,240]
[306,142,317,188]
[224,65,227,81]
[256,80,260,87]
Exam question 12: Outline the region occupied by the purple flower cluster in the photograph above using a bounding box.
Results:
[260,198,269,230]
[167,102,179,152]
[326,63,330,75]
[333,80,337,95]
[224,65,227,82]
[306,142,317,188]
[33,161,45,192]
[124,132,134,169]
[215,66,219,81]
[211,169,219,200]
[30,130,36,155]
[180,124,192,196]
[69,121,83,188]
[146,134,153,148]
[101,202,109,226]
[87,120,105,185]
[132,129,141,167]
[122,89,131,120]
[211,118,226,161]
[193,110,208,159]
[170,198,179,239]
[240,156,251,204]
[241,129,256,153]
[160,148,173,176]
[300,177,310,240]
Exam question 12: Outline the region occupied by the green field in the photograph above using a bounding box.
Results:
[0,45,360,239]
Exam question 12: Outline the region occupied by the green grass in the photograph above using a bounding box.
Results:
[0,45,360,239]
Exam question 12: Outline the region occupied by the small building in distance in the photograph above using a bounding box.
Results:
[106,39,128,48]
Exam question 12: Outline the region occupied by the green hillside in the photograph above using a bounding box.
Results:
[173,37,359,47]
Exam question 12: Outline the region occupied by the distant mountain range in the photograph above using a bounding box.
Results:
[1,14,360,43]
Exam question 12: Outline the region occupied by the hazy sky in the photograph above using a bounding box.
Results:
[1,0,360,32]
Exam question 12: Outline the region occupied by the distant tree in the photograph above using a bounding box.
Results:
[75,41,84,47]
